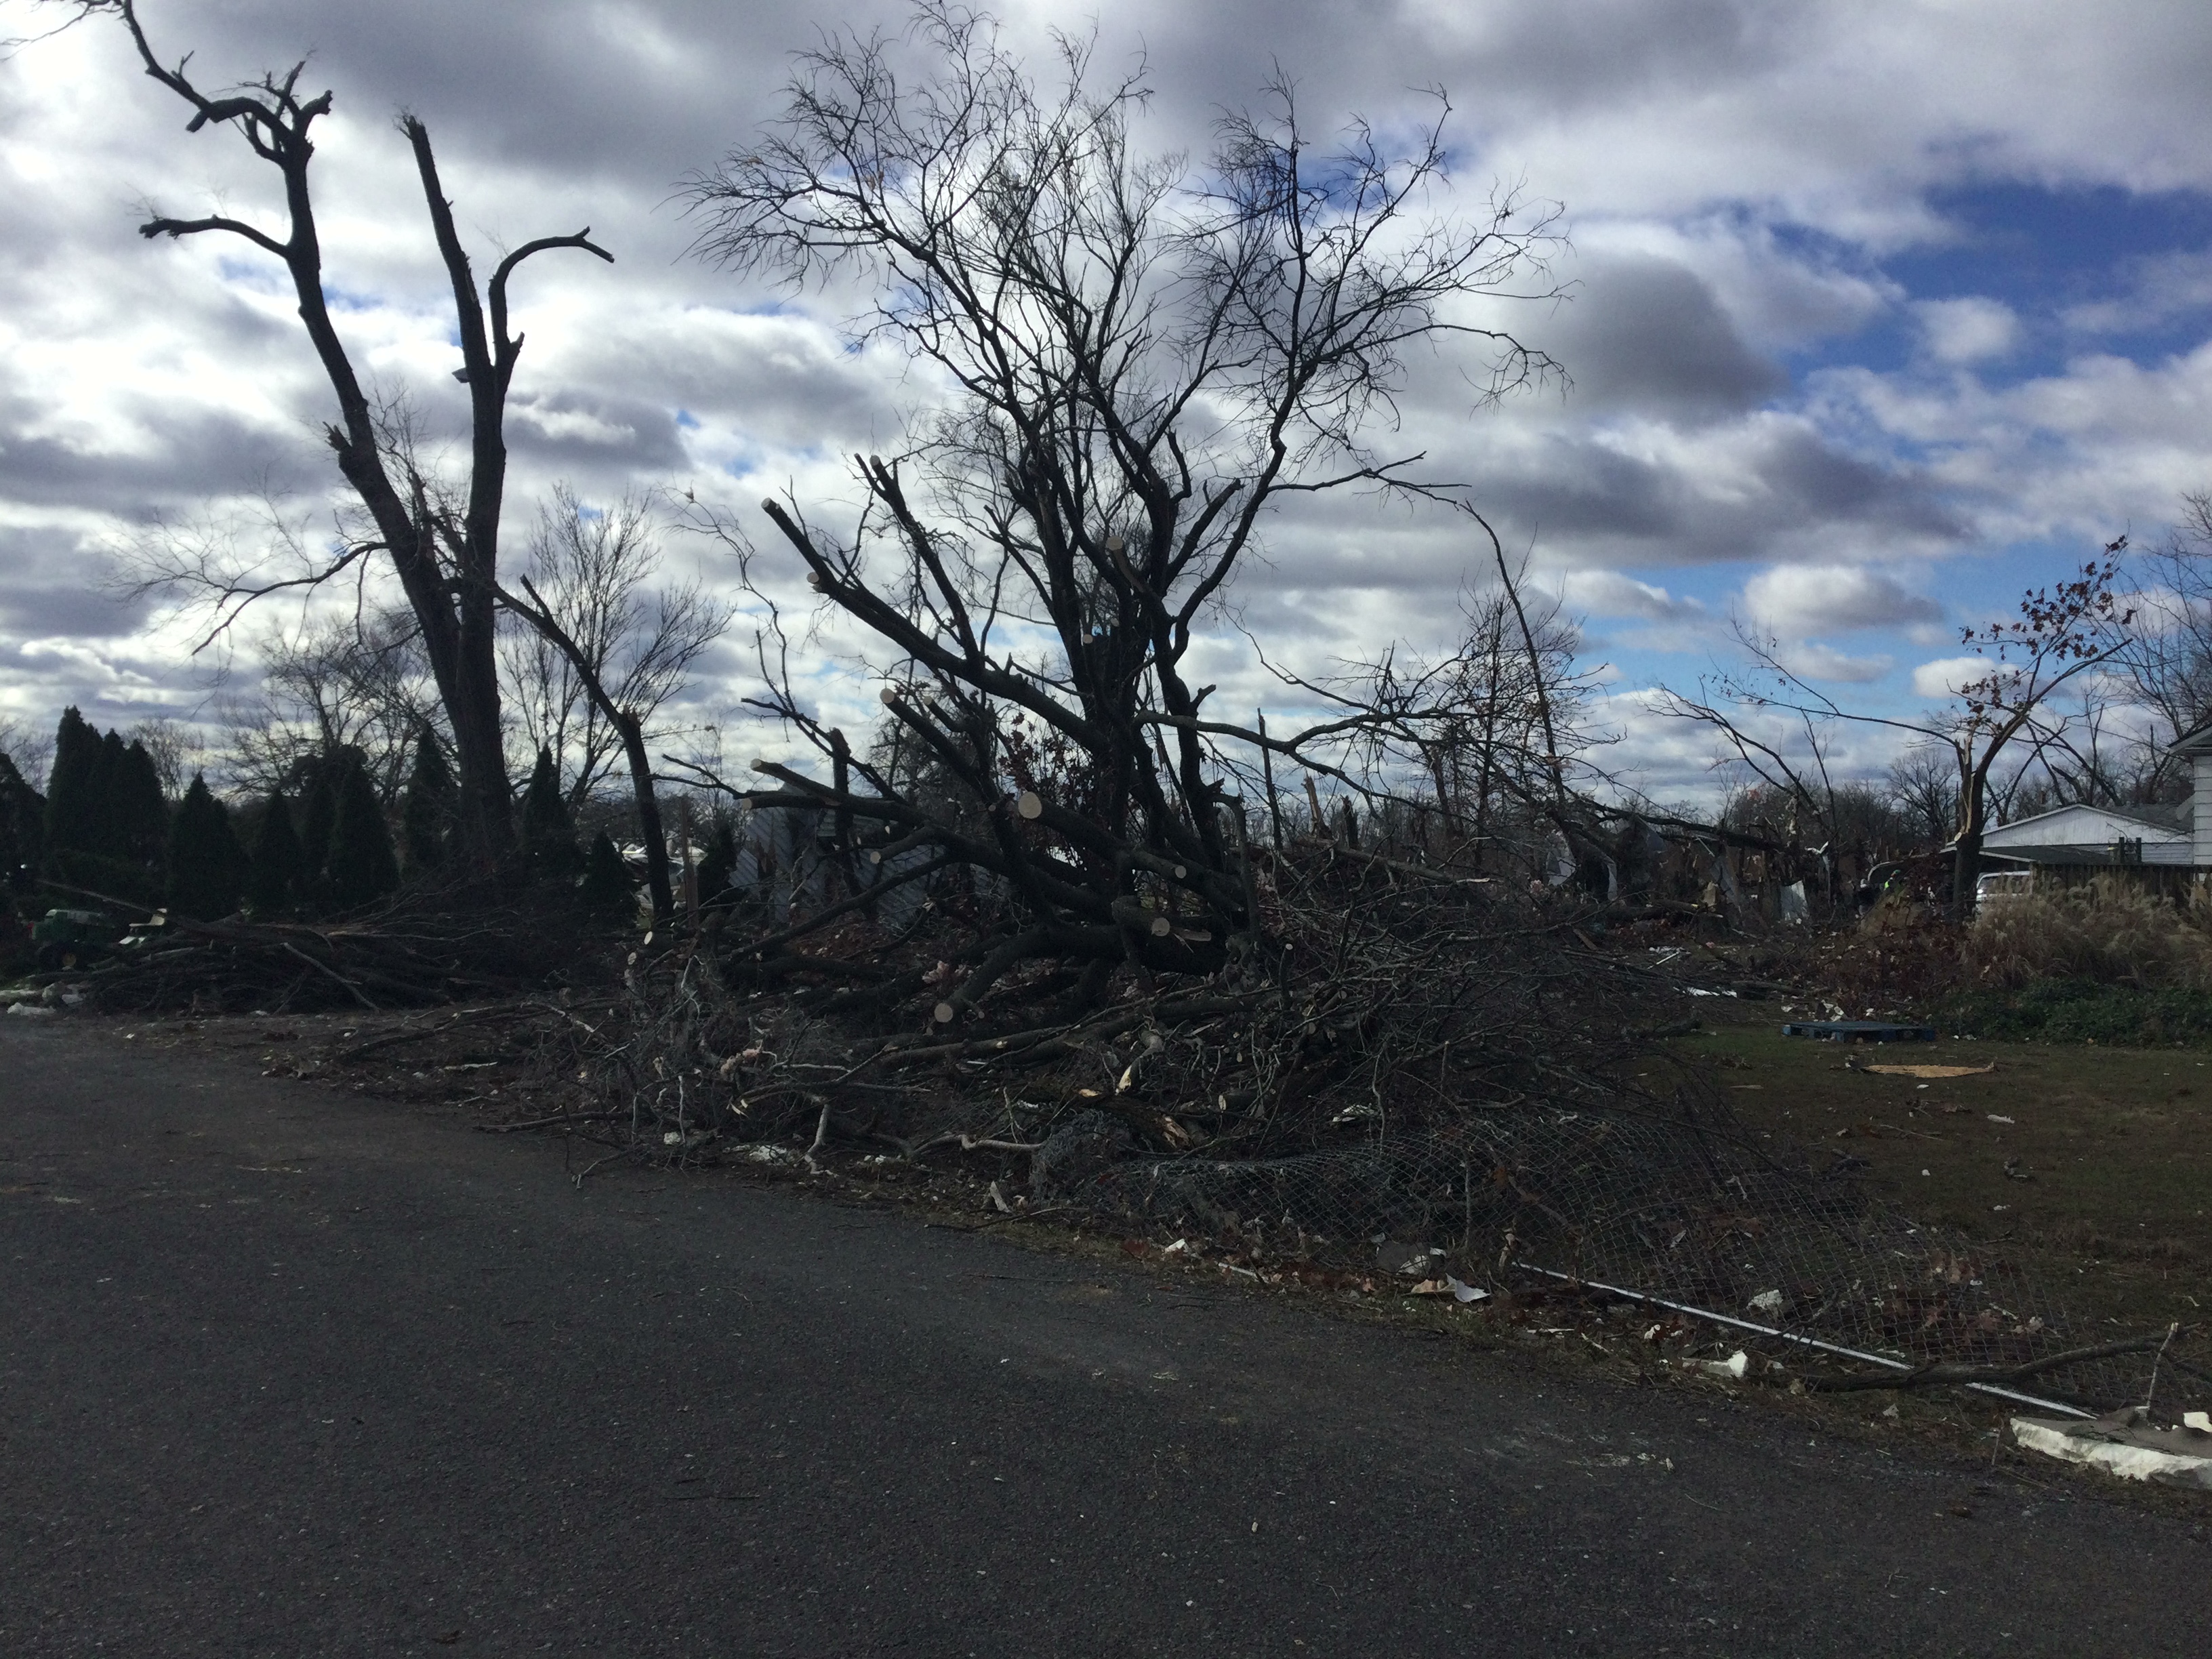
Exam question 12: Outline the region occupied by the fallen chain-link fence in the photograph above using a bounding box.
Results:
[1058,1102,2207,1418]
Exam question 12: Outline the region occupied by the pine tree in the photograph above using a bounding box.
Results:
[0,764,18,893]
[114,739,170,869]
[88,729,127,856]
[520,747,579,882]
[165,774,245,921]
[0,751,43,880]
[298,759,338,885]
[246,791,303,914]
[401,726,456,873]
[43,712,165,902]
[579,829,632,912]
[324,756,400,909]
[43,708,102,859]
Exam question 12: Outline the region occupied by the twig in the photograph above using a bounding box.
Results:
[476,1111,626,1134]
[2142,1322,2182,1414]
[943,1203,1076,1233]
[1797,1331,2190,1395]
[280,941,378,1011]
[572,1152,623,1189]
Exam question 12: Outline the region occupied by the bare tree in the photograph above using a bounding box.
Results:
[2118,489,2212,780]
[1886,744,1959,849]
[501,488,731,806]
[495,486,734,924]
[1658,546,2133,912]
[675,7,1562,1010]
[125,717,205,800]
[0,716,54,790]
[223,609,441,806]
[55,0,613,861]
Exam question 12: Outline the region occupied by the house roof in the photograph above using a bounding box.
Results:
[1977,801,2187,851]
[2172,717,2212,752]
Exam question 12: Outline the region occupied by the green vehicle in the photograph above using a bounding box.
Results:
[30,908,118,971]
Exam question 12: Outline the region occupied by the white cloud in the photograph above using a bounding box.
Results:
[1742,564,1944,634]
[1559,569,1706,622]
[1912,654,1994,698]
[1914,297,2018,365]
[1778,642,1891,683]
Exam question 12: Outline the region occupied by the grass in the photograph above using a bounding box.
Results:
[1671,1010,2212,1335]
[1936,979,2212,1046]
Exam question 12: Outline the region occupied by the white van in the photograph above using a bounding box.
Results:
[1975,868,2033,905]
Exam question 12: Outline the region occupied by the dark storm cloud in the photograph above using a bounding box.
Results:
[505,389,690,475]
[548,310,903,455]
[0,392,308,518]
[0,529,145,640]
[1538,253,1786,422]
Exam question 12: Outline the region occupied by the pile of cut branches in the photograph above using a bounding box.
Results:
[530,842,1681,1172]
[26,881,613,1015]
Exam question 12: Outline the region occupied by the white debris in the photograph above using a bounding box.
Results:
[1748,1289,1784,1317]
[1683,1350,1749,1380]
[2011,1410,2212,1490]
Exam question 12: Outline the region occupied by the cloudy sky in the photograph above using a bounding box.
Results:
[3,0,2211,799]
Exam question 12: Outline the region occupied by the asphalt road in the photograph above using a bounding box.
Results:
[2,1017,2206,1656]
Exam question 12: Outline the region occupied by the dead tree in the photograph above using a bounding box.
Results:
[497,487,733,924]
[1655,546,2133,914]
[678,6,1562,1015]
[62,0,613,861]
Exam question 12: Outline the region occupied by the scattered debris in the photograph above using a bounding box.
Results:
[1781,1020,1938,1042]
[1410,1275,1490,1304]
[2011,1410,2212,1490]
[1683,1351,1750,1380]
[1860,1063,1996,1079]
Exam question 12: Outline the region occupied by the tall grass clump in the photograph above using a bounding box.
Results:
[1962,876,2212,990]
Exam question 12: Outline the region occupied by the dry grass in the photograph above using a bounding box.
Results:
[1964,876,2212,990]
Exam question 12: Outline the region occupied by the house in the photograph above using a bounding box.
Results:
[1973,800,2192,895]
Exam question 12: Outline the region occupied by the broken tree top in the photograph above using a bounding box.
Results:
[1780,1020,1940,1043]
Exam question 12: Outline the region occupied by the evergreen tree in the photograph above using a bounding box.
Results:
[43,708,102,859]
[88,729,127,856]
[298,759,338,884]
[41,712,165,903]
[0,764,18,894]
[165,774,245,921]
[324,755,400,909]
[401,726,456,873]
[0,751,43,881]
[246,790,303,914]
[114,739,170,869]
[579,830,632,912]
[520,747,579,882]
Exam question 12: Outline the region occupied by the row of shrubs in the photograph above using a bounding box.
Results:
[2,708,636,924]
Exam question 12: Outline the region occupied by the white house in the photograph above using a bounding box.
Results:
[1965,723,2207,889]
[1978,801,2192,869]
